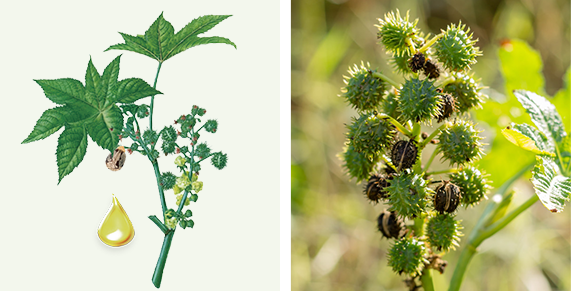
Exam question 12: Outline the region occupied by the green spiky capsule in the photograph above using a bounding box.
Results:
[390,36,425,74]
[340,62,386,112]
[388,237,429,276]
[376,10,419,56]
[398,77,441,123]
[438,120,484,165]
[426,214,462,251]
[434,181,461,214]
[391,140,418,170]
[381,88,402,121]
[347,113,396,155]
[443,72,486,112]
[211,152,228,169]
[434,21,481,71]
[160,172,177,190]
[377,210,406,239]
[449,166,491,207]
[365,174,391,203]
[341,142,380,182]
[386,172,431,218]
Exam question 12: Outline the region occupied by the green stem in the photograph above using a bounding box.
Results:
[152,230,175,288]
[149,215,169,234]
[372,72,400,88]
[424,148,440,172]
[419,124,446,148]
[418,34,443,53]
[152,160,168,214]
[150,61,163,131]
[378,113,412,136]
[176,127,197,216]
[448,162,535,291]
[420,268,435,291]
[426,168,459,176]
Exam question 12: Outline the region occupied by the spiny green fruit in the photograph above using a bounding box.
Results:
[381,88,402,121]
[434,21,481,71]
[388,237,429,276]
[449,166,491,207]
[377,210,406,239]
[443,72,486,112]
[211,152,228,169]
[426,214,463,251]
[160,172,177,190]
[161,126,178,142]
[341,142,380,182]
[376,10,419,56]
[438,119,484,165]
[161,141,176,155]
[340,62,386,112]
[204,120,218,133]
[399,77,441,123]
[347,113,395,155]
[386,172,432,218]
[390,36,425,74]
[433,181,461,214]
[365,174,391,203]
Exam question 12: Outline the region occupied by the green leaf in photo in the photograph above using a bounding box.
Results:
[531,156,571,213]
[513,90,566,144]
[501,123,554,156]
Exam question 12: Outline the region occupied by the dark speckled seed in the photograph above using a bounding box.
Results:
[391,140,418,170]
[409,52,426,73]
[377,210,406,239]
[364,174,390,203]
[434,181,461,214]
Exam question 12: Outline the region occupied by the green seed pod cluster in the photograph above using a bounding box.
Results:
[341,62,386,112]
[347,113,396,155]
[426,214,463,251]
[388,237,429,276]
[399,77,441,123]
[434,22,481,71]
[376,10,419,56]
[341,143,380,182]
[449,166,492,207]
[386,172,432,218]
[443,72,486,112]
[438,120,484,165]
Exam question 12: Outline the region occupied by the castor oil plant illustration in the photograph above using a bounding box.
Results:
[22,13,234,288]
[338,10,570,290]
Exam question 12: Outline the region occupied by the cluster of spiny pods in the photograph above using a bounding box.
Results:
[339,10,492,287]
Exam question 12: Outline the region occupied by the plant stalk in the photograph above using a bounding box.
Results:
[150,61,163,131]
[372,72,400,88]
[152,160,168,214]
[152,230,175,288]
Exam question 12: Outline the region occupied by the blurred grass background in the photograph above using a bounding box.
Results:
[291,0,570,290]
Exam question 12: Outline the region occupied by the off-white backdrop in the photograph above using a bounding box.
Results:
[0,1,279,290]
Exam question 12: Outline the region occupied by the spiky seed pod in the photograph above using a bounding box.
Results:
[391,140,418,170]
[426,214,463,251]
[438,119,485,165]
[365,174,391,203]
[449,166,491,207]
[434,181,461,214]
[386,173,431,218]
[388,237,429,276]
[390,36,426,74]
[399,77,441,123]
[434,21,482,71]
[341,142,380,182]
[409,52,426,73]
[347,113,396,155]
[376,10,419,56]
[423,59,440,79]
[340,62,386,112]
[377,210,406,239]
[211,152,228,169]
[160,172,177,190]
[443,72,486,112]
[436,94,456,122]
[381,88,402,121]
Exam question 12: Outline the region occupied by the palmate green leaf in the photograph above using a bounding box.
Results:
[501,123,555,156]
[514,90,566,144]
[57,126,88,184]
[105,13,235,62]
[87,105,124,151]
[531,156,571,213]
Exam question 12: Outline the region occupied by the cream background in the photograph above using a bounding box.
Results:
[0,0,280,290]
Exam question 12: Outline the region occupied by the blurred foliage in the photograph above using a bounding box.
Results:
[291,0,570,290]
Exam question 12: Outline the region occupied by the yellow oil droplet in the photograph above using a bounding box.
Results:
[97,194,135,247]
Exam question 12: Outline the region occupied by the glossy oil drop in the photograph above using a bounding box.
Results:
[97,194,135,247]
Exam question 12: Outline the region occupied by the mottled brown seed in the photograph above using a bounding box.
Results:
[409,52,426,73]
[391,140,418,170]
[434,181,461,214]
[364,174,390,203]
[437,94,457,122]
[105,146,126,171]
[377,210,406,239]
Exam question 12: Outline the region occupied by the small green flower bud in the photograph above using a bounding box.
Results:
[136,104,150,119]
[211,152,228,169]
[185,210,193,218]
[426,214,463,251]
[204,120,218,133]
[340,142,380,182]
[192,181,203,193]
[449,166,491,207]
[174,156,187,167]
[443,72,486,112]
[438,120,484,165]
[388,237,429,276]
[399,77,441,123]
[434,21,481,71]
[386,173,431,218]
[340,62,386,112]
[160,172,177,190]
[347,113,395,156]
[179,220,187,229]
[376,10,419,56]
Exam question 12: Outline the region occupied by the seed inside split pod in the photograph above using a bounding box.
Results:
[106,146,127,171]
